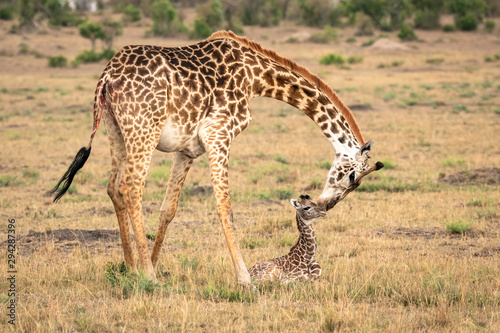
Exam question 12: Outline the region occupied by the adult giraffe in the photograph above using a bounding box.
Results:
[52,31,383,285]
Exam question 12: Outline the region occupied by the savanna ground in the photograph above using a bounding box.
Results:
[1,13,499,332]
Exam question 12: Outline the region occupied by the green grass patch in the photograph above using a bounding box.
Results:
[240,238,268,249]
[149,166,171,185]
[201,281,256,303]
[315,160,331,169]
[319,53,345,65]
[279,234,296,247]
[48,55,68,68]
[426,58,444,65]
[441,157,466,167]
[0,174,22,187]
[347,55,364,64]
[273,123,286,133]
[273,156,288,164]
[308,178,323,189]
[383,91,396,102]
[357,175,418,192]
[459,91,475,98]
[452,104,469,114]
[420,84,434,90]
[105,262,164,298]
[467,199,486,207]
[445,219,473,234]
[308,26,339,44]
[380,159,397,169]
[22,169,40,184]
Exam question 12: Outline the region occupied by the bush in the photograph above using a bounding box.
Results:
[190,18,213,39]
[449,0,488,31]
[457,12,478,31]
[298,0,344,27]
[308,25,339,43]
[151,0,185,36]
[48,56,67,68]
[347,55,364,64]
[75,50,103,63]
[102,20,123,51]
[442,24,455,32]
[240,0,281,27]
[484,20,495,32]
[78,20,105,51]
[398,22,418,41]
[198,0,224,29]
[0,4,15,20]
[124,4,141,22]
[45,0,82,27]
[414,9,441,30]
[101,49,116,60]
[344,0,412,31]
[319,53,345,65]
[449,0,488,18]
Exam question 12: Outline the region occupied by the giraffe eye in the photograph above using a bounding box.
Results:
[349,171,356,183]
[303,207,311,211]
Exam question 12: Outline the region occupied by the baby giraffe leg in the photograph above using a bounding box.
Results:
[308,260,322,281]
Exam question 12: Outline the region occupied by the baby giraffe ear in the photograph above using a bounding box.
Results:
[356,139,374,159]
[290,199,301,210]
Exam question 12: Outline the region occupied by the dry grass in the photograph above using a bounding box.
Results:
[1,15,499,332]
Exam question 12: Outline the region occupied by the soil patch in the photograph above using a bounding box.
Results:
[472,247,500,257]
[438,168,500,186]
[189,185,213,197]
[374,227,445,239]
[7,228,125,255]
[349,104,375,111]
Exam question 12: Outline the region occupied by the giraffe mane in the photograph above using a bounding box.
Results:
[207,30,365,145]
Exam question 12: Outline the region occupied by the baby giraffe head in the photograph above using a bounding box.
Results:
[291,194,326,223]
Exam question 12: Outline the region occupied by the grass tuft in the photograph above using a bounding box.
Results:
[445,219,473,234]
[0,174,22,187]
[105,262,163,298]
[319,53,345,65]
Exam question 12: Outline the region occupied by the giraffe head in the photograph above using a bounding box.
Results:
[291,194,326,223]
[317,140,384,211]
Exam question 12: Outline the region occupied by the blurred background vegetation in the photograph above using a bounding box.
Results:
[2,0,499,34]
[1,0,499,65]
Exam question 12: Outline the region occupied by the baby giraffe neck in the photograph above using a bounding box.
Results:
[289,214,317,264]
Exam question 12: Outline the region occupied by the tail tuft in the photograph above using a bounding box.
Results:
[52,146,91,202]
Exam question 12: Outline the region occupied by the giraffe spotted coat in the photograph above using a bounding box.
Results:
[249,195,326,283]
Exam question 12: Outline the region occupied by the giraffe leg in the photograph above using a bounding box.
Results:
[151,152,193,268]
[103,110,135,270]
[308,260,322,281]
[205,143,252,286]
[119,148,157,281]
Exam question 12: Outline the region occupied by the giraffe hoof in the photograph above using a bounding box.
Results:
[239,281,260,296]
[250,284,260,296]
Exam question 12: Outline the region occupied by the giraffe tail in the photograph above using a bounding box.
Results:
[51,79,108,202]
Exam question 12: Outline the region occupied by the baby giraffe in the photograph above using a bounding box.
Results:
[248,194,326,284]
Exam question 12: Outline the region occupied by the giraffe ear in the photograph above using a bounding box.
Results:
[356,139,374,159]
[290,199,300,210]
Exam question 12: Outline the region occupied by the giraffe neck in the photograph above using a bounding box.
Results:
[250,58,362,156]
[289,215,317,264]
